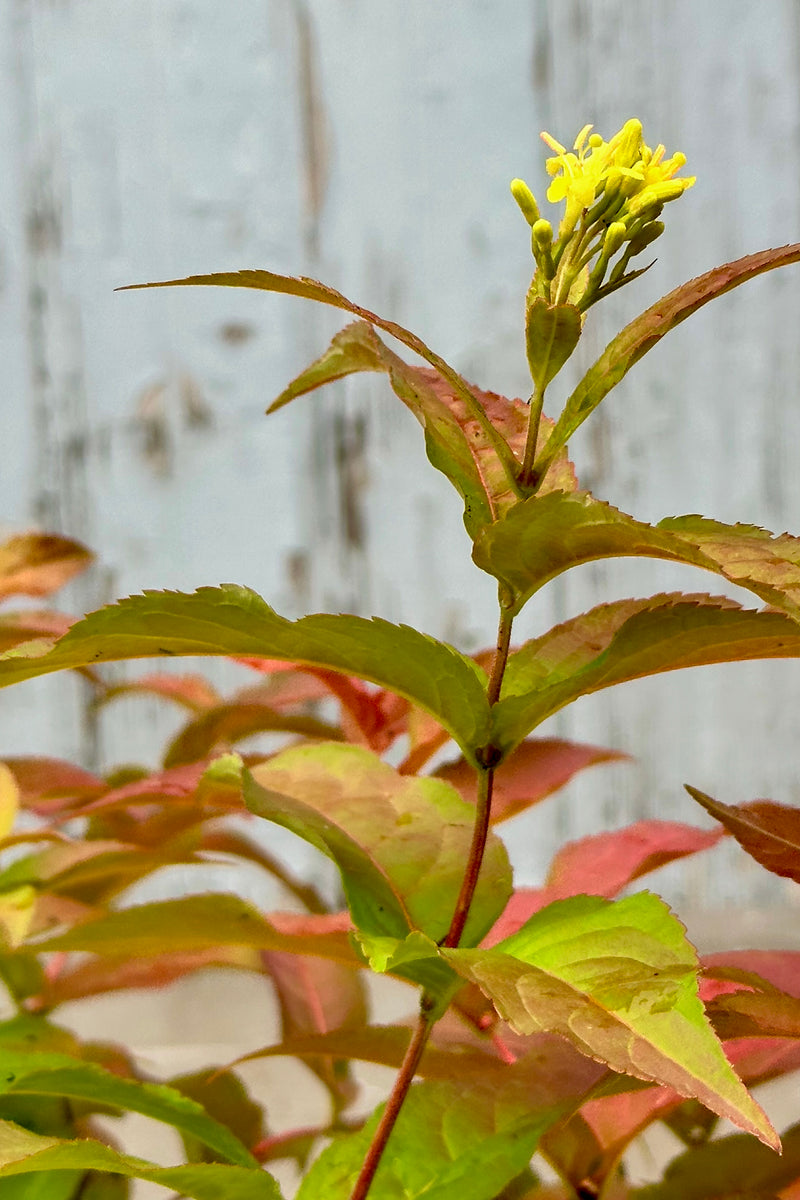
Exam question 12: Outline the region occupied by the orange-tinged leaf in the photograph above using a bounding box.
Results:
[534,241,800,477]
[0,534,92,600]
[444,893,777,1147]
[474,490,800,618]
[163,700,342,767]
[0,758,106,816]
[23,894,361,965]
[686,787,800,883]
[0,611,75,653]
[261,951,366,1108]
[435,737,626,823]
[96,672,221,712]
[269,320,577,539]
[493,594,800,756]
[123,275,522,535]
[32,947,262,1009]
[245,743,511,945]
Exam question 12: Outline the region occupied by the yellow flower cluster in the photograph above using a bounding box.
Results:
[512,119,694,311]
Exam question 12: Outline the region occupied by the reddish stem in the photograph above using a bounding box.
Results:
[349,1006,435,1200]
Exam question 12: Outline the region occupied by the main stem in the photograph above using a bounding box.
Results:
[349,1001,436,1200]
[519,382,546,491]
[350,602,515,1200]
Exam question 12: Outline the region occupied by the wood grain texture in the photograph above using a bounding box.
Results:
[1,0,800,913]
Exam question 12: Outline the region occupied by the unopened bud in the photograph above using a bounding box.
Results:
[627,179,693,219]
[628,220,665,255]
[510,179,540,226]
[532,218,553,248]
[603,221,628,257]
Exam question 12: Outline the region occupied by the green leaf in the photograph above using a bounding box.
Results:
[633,1120,800,1200]
[0,1052,257,1166]
[534,241,800,478]
[525,300,582,393]
[0,1121,281,1200]
[0,586,491,764]
[492,594,800,756]
[296,1079,557,1200]
[24,894,360,965]
[245,743,511,944]
[169,1070,265,1165]
[353,930,462,1005]
[442,893,776,1148]
[473,491,800,617]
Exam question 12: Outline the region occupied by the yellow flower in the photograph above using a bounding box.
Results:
[541,119,694,236]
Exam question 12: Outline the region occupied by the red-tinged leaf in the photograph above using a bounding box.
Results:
[270,320,578,539]
[724,1036,800,1089]
[245,743,511,945]
[398,706,451,774]
[493,594,800,757]
[546,821,723,900]
[23,895,361,966]
[96,672,221,712]
[686,786,800,883]
[262,951,367,1108]
[474,490,800,619]
[704,951,800,998]
[0,585,491,766]
[444,893,777,1147]
[163,700,342,768]
[709,986,800,1041]
[234,660,336,707]
[542,1086,682,1198]
[0,759,107,817]
[484,822,722,946]
[123,272,523,535]
[0,611,75,653]
[435,737,627,823]
[533,242,800,479]
[32,947,262,1009]
[0,534,92,600]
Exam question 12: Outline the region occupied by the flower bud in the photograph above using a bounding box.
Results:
[627,179,694,219]
[628,220,665,255]
[603,221,628,257]
[510,178,540,226]
[532,218,553,248]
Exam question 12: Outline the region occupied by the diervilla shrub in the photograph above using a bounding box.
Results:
[1,120,800,1200]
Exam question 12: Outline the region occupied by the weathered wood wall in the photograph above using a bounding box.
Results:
[2,0,800,915]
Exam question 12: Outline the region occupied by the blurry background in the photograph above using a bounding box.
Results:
[1,0,800,921]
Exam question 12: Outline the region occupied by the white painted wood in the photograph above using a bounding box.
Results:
[1,0,800,912]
